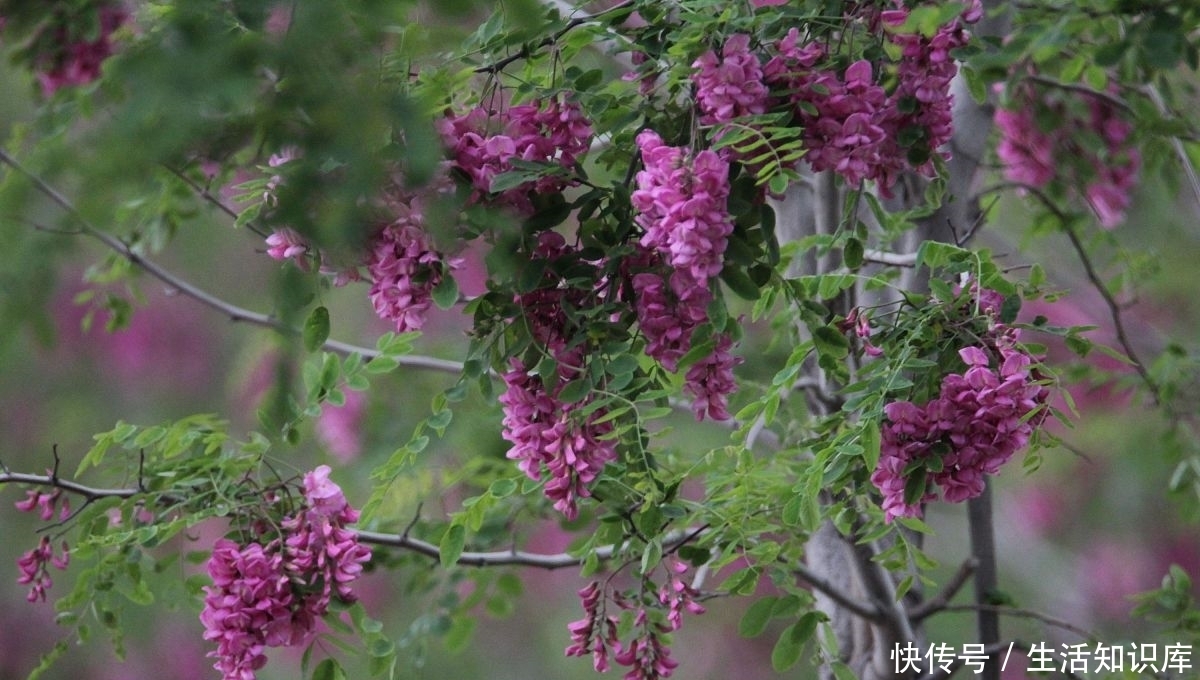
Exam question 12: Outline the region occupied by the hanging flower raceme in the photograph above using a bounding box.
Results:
[877,1,979,176]
[566,560,704,680]
[692,33,770,126]
[200,466,371,680]
[632,130,734,285]
[628,133,743,422]
[438,96,593,216]
[994,82,1141,228]
[366,217,457,334]
[871,336,1049,522]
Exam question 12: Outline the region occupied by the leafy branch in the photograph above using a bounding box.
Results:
[0,149,465,376]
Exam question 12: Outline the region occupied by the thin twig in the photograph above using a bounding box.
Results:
[936,603,1095,641]
[0,469,703,570]
[982,180,1160,405]
[0,149,465,375]
[475,0,634,75]
[909,557,978,622]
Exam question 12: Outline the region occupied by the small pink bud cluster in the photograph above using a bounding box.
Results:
[499,233,617,520]
[839,308,883,358]
[16,536,70,603]
[630,132,741,421]
[14,488,70,521]
[566,560,704,679]
[438,96,592,216]
[995,84,1141,228]
[31,3,127,97]
[871,334,1049,523]
[13,489,71,602]
[200,466,371,680]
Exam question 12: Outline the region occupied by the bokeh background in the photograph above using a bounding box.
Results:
[2,3,1199,679]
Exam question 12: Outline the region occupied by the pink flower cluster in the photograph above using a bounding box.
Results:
[881,5,976,172]
[16,536,70,603]
[32,3,127,97]
[500,360,617,521]
[14,488,70,521]
[689,4,978,193]
[438,96,592,216]
[13,489,71,603]
[565,560,704,679]
[691,34,769,126]
[260,150,461,333]
[630,132,741,421]
[499,233,617,520]
[366,220,451,333]
[995,84,1141,228]
[200,466,371,680]
[633,130,734,283]
[628,254,739,421]
[871,342,1049,522]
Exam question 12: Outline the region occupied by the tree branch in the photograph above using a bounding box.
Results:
[909,557,978,622]
[968,483,1000,680]
[0,469,699,570]
[477,0,634,75]
[794,561,884,623]
[0,149,465,376]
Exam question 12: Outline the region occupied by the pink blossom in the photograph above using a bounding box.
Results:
[16,536,70,603]
[871,302,1049,521]
[633,130,734,283]
[264,229,311,270]
[14,488,69,521]
[439,97,592,216]
[34,3,127,97]
[692,34,769,126]
[201,469,370,680]
[995,83,1140,227]
[365,221,453,333]
[499,361,618,520]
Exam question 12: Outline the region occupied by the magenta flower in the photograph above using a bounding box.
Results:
[871,338,1048,521]
[366,220,457,333]
[438,96,593,215]
[16,536,70,603]
[692,34,769,126]
[633,130,734,284]
[201,468,371,680]
[34,3,127,97]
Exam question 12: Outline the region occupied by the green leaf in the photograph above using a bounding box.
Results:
[311,658,347,680]
[444,615,477,653]
[843,238,864,270]
[721,265,762,300]
[558,377,592,404]
[812,325,850,360]
[771,619,810,672]
[739,596,779,638]
[489,478,517,498]
[439,524,466,569]
[432,275,459,310]
[303,306,330,352]
[903,466,928,507]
